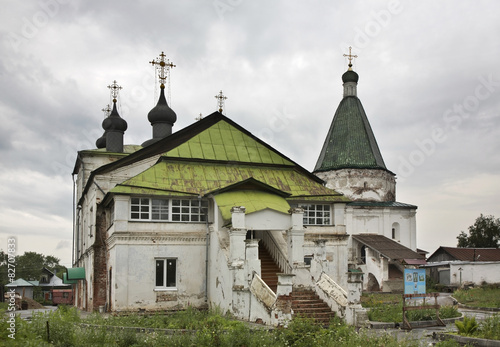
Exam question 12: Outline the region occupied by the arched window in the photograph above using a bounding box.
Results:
[392,222,400,241]
[360,245,366,264]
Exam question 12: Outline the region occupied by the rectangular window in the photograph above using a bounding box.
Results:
[155,258,177,288]
[296,204,331,225]
[171,199,208,222]
[131,198,208,222]
[131,197,151,220]
[152,199,169,220]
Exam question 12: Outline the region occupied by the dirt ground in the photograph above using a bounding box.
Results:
[16,297,45,310]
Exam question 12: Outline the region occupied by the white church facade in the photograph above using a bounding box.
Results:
[70,51,424,326]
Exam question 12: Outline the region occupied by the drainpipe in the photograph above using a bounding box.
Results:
[201,195,210,304]
[72,174,76,266]
[76,205,81,266]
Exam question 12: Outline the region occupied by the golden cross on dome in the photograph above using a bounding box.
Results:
[107,80,122,102]
[150,51,175,88]
[101,104,111,118]
[343,46,358,71]
[215,90,227,113]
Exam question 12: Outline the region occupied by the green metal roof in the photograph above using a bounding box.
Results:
[5,278,35,287]
[66,267,85,280]
[164,120,294,165]
[314,96,387,172]
[214,190,291,220]
[63,273,77,284]
[111,160,349,202]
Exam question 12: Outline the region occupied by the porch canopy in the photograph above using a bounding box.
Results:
[352,234,425,262]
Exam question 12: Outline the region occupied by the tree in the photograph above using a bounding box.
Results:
[457,214,500,248]
[0,251,67,286]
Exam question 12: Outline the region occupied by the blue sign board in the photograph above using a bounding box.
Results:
[404,269,426,295]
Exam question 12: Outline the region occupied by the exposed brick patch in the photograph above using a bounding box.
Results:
[93,206,108,311]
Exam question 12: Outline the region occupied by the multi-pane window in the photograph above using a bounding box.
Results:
[172,199,208,222]
[155,258,177,288]
[131,197,208,222]
[152,199,169,220]
[131,198,152,220]
[298,204,331,225]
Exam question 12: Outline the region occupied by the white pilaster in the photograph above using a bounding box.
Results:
[287,208,304,266]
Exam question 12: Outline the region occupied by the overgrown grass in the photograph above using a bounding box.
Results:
[453,285,500,308]
[362,293,461,323]
[454,314,500,341]
[1,306,428,346]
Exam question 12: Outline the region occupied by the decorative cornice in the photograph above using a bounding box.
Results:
[305,233,350,242]
[107,231,206,248]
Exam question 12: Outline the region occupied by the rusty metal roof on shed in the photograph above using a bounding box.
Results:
[352,234,425,260]
[428,247,500,262]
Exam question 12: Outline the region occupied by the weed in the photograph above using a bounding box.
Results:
[453,286,500,308]
[455,315,478,336]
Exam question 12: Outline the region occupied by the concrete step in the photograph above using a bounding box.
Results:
[258,243,280,293]
[290,289,336,326]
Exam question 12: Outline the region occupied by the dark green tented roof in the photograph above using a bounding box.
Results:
[314,96,387,172]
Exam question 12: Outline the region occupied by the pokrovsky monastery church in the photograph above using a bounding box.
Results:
[69,50,424,326]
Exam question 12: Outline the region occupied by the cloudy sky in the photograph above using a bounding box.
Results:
[1,0,499,268]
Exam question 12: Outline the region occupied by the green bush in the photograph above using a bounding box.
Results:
[476,314,500,340]
[455,315,478,336]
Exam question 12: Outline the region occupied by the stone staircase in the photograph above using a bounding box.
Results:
[258,242,280,292]
[258,241,335,325]
[290,289,336,326]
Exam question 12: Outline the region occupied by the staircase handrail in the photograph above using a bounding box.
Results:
[316,272,348,308]
[261,232,292,274]
[250,272,277,310]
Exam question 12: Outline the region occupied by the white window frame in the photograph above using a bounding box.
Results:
[130,197,208,222]
[296,204,332,225]
[155,258,177,290]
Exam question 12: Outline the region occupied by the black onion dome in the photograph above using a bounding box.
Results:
[342,70,359,84]
[103,102,127,132]
[96,132,106,148]
[148,87,177,124]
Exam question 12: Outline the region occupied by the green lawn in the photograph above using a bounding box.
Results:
[361,293,460,323]
[452,285,500,308]
[1,305,428,346]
